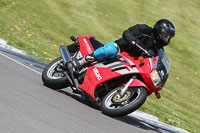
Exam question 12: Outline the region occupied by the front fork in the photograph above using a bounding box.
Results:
[118,75,136,97]
[119,75,161,99]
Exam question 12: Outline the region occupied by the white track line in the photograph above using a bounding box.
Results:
[0,52,41,75]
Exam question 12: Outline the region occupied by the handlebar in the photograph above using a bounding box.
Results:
[131,41,151,57]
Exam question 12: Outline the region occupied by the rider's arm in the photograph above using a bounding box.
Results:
[123,24,152,47]
[123,24,140,46]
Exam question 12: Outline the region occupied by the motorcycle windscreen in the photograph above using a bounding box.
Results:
[157,49,171,86]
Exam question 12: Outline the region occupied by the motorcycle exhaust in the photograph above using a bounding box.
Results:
[59,45,72,64]
[59,45,80,91]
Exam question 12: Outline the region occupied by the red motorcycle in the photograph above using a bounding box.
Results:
[42,35,170,117]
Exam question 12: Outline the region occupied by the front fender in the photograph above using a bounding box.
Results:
[128,79,150,94]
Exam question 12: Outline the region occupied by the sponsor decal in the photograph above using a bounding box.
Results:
[93,67,102,81]
[83,39,92,52]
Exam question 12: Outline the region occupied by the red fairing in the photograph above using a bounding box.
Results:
[139,58,162,94]
[128,79,149,90]
[79,65,123,99]
[78,36,94,56]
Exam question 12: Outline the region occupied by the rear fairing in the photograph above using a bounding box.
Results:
[78,36,95,56]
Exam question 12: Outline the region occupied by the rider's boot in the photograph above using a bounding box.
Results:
[72,52,96,70]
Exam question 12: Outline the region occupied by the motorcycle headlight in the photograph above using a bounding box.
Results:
[150,70,162,87]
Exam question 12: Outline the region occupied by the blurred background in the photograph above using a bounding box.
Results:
[0,0,199,132]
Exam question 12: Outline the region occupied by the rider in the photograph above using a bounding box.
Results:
[72,19,175,69]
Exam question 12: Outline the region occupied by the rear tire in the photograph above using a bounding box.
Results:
[42,57,69,90]
[101,86,148,117]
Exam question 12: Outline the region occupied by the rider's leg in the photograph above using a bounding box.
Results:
[73,42,118,69]
[94,41,118,61]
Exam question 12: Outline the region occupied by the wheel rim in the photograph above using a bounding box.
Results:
[104,88,141,110]
[46,59,65,79]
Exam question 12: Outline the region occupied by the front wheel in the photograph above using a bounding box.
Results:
[101,86,148,117]
[42,57,69,90]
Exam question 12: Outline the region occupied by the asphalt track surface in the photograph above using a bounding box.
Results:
[0,46,188,133]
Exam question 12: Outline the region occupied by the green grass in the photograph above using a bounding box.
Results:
[0,0,200,132]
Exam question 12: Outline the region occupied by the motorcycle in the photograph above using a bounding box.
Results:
[42,35,170,117]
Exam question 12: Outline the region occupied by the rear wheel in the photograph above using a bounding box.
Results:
[101,86,148,117]
[42,57,69,90]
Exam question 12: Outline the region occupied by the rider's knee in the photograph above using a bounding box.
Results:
[104,42,118,59]
[93,42,118,61]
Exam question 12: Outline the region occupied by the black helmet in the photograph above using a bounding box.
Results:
[153,19,175,47]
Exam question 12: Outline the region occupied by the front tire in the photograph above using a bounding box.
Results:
[101,86,148,117]
[42,57,69,90]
